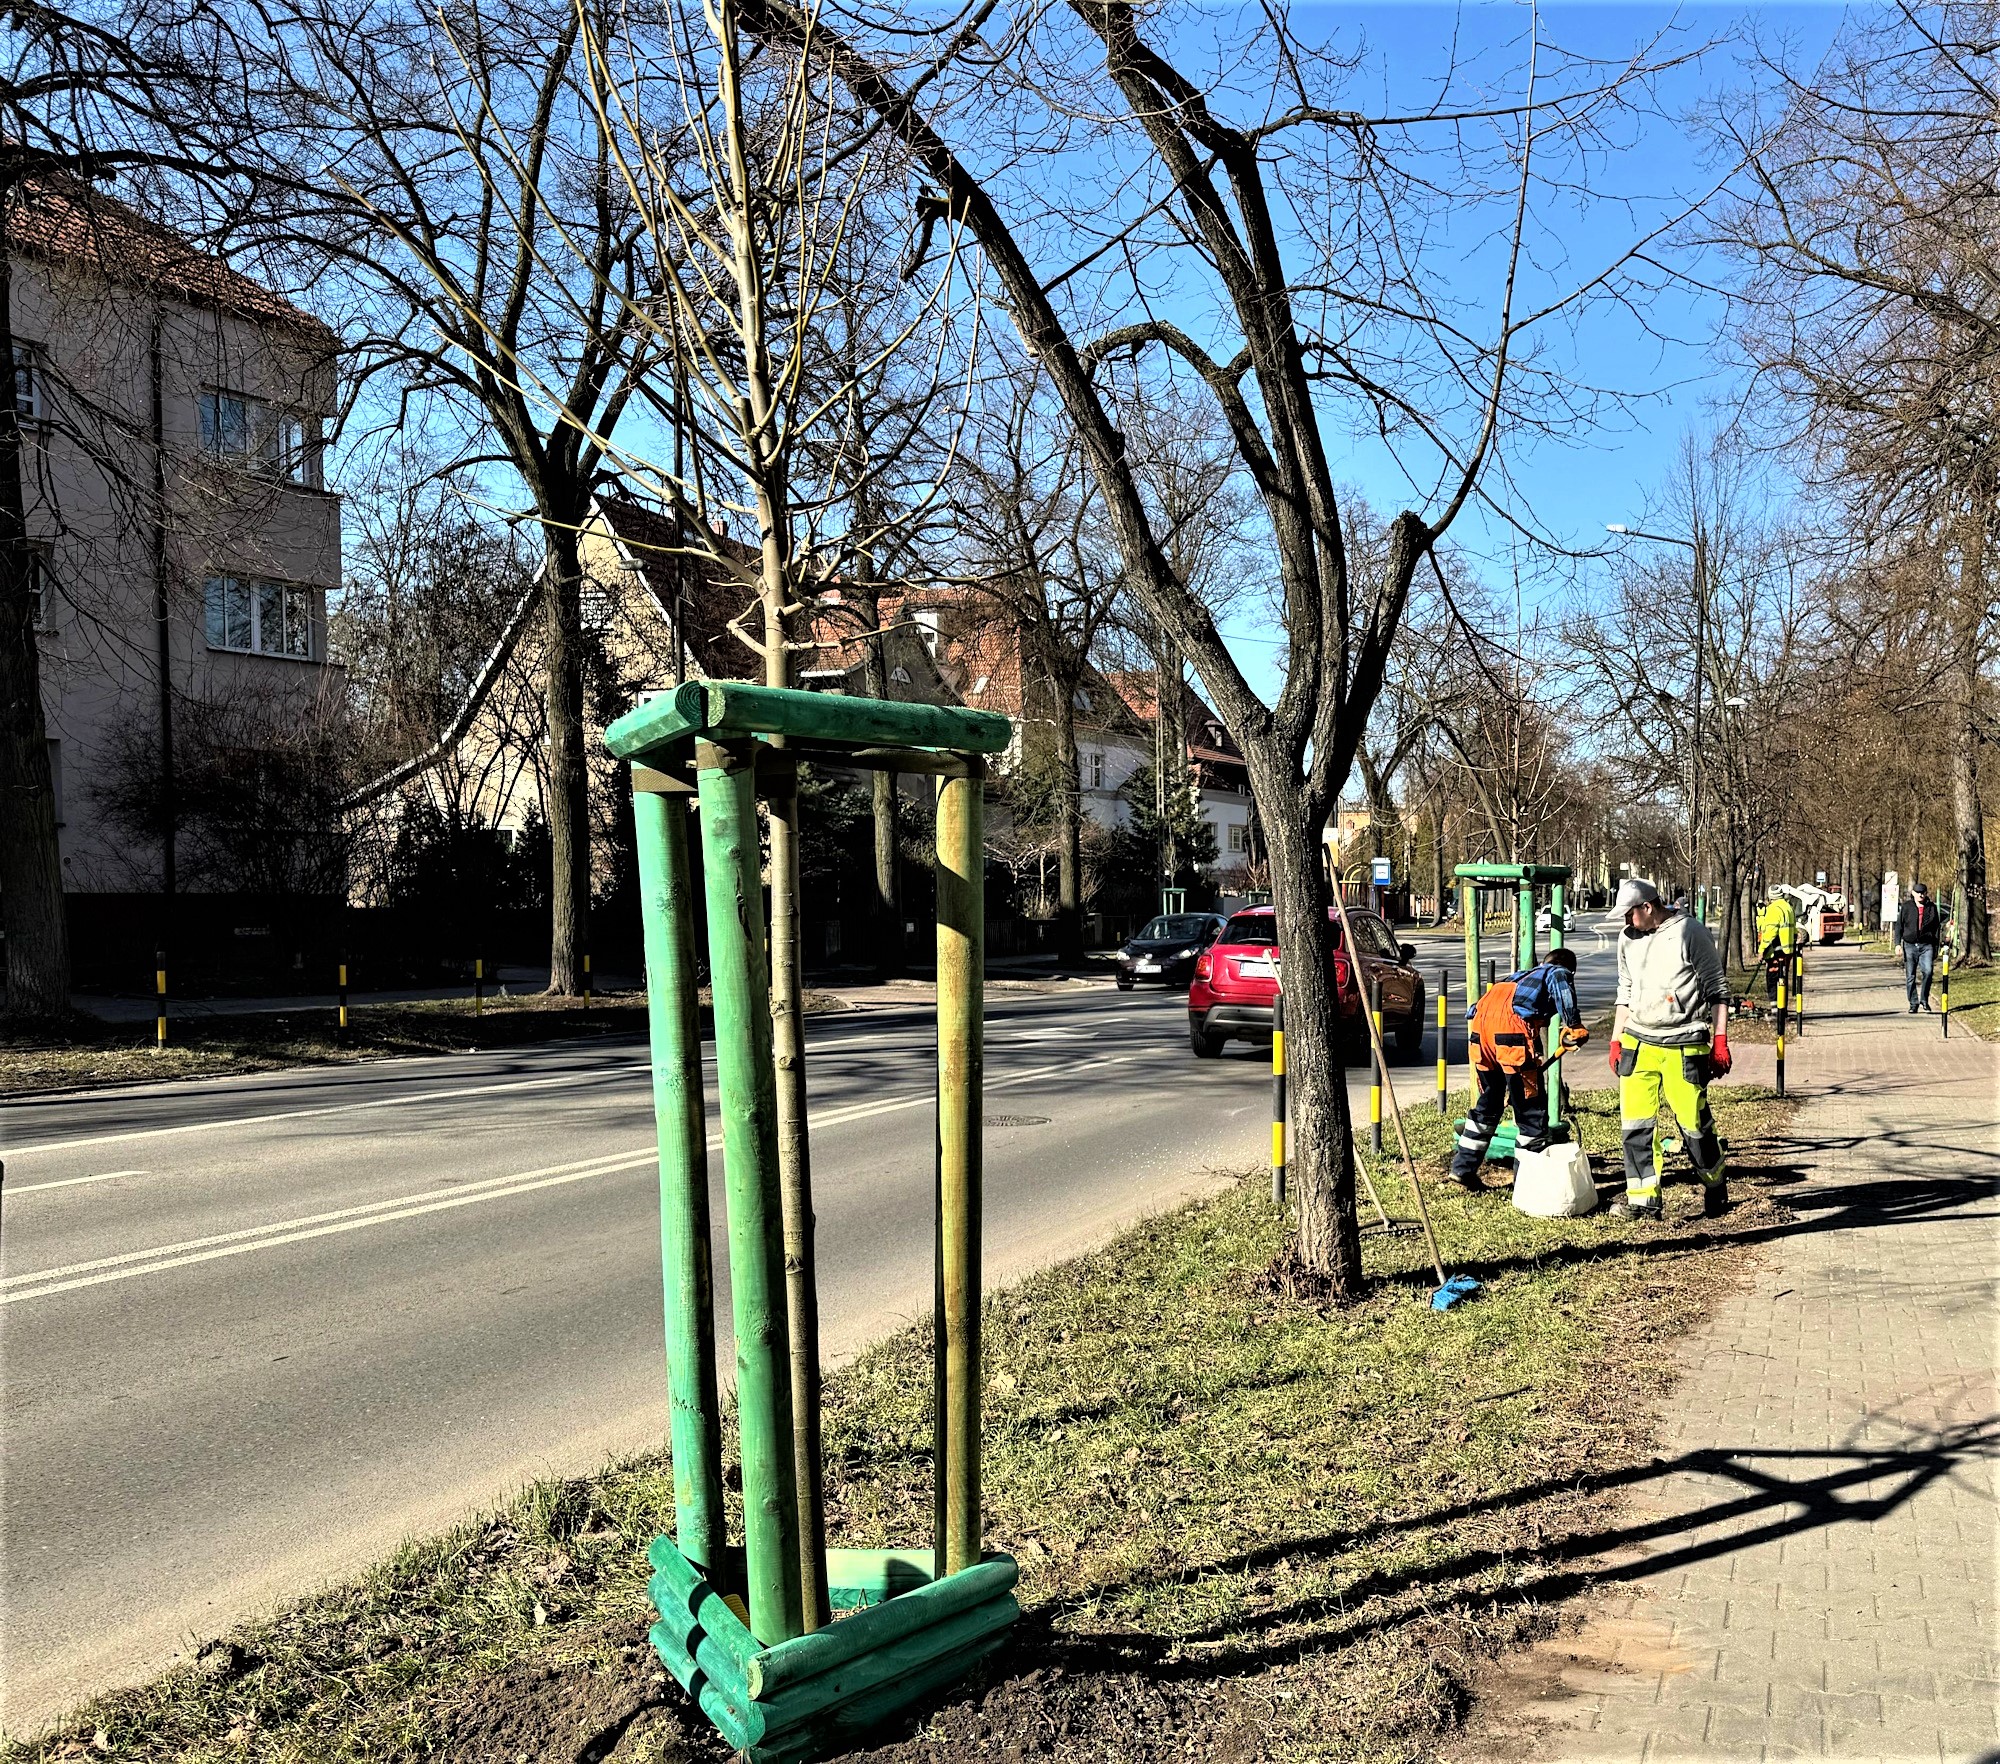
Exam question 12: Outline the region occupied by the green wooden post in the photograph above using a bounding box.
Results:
[633,777,726,1579]
[1461,880,1480,1098]
[695,741,804,1646]
[1517,880,1535,972]
[935,765,984,1579]
[1547,881,1566,1136]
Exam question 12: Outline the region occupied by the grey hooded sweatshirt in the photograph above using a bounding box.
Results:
[1615,912,1726,1048]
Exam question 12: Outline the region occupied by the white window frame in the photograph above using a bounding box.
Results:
[1228,822,1248,854]
[1087,750,1104,790]
[204,574,318,661]
[26,546,51,627]
[13,342,44,423]
[200,387,322,488]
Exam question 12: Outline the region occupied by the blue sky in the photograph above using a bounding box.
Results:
[1214,1,1852,697]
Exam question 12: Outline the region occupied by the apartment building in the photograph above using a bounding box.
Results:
[11,175,342,920]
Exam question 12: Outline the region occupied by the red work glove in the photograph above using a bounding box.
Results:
[1608,1037,1623,1075]
[1711,1032,1733,1078]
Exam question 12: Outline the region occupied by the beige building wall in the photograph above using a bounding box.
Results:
[16,236,342,893]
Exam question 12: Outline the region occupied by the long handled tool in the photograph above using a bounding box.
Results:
[1330,884,1480,1310]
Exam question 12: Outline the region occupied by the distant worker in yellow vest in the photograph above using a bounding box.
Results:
[1606,878,1731,1221]
[1450,948,1589,1190]
[1755,887,1799,1002]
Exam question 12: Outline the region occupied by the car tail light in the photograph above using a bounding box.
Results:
[1194,952,1213,983]
[1332,949,1353,1004]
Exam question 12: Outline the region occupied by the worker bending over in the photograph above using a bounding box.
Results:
[1607,878,1731,1221]
[1755,886,1799,1003]
[1451,946,1589,1190]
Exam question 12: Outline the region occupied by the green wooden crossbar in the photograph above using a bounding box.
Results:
[607,679,1012,764]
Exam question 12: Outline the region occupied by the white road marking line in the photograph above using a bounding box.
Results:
[2,1056,1128,1305]
[1,1023,1129,1160]
[5,1168,151,1195]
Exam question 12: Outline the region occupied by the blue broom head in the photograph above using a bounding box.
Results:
[1432,1274,1482,1311]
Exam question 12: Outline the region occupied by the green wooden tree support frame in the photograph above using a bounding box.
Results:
[1453,860,1574,1159]
[607,681,1020,1762]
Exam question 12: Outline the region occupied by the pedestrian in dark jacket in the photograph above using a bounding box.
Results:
[1895,882,1944,1013]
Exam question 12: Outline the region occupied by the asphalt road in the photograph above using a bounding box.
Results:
[0,971,1504,1733]
[0,919,1629,1734]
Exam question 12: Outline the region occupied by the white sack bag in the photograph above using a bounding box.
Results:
[1511,1139,1597,1217]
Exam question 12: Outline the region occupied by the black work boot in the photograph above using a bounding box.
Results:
[1608,1195,1663,1222]
[1703,1178,1730,1218]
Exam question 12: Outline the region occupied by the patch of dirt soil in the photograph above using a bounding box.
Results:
[836,1636,1279,1764]
[424,1631,727,1764]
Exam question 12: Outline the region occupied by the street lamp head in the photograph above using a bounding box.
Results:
[1724,695,1748,708]
[1605,523,1629,534]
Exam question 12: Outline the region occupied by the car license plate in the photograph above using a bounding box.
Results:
[1239,957,1276,977]
[1137,960,1160,973]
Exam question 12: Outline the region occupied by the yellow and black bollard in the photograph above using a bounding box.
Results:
[1271,992,1286,1207]
[154,950,168,1054]
[1369,973,1384,1155]
[1435,972,1449,1114]
[583,950,593,1009]
[337,958,349,1039]
[474,956,485,1018]
[1941,943,1951,1038]
[1793,946,1805,1037]
[1775,966,1787,1098]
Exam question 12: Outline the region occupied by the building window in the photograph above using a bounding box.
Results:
[205,575,316,659]
[47,738,63,826]
[13,342,44,422]
[1086,751,1104,790]
[200,389,322,487]
[26,548,51,627]
[1228,822,1248,854]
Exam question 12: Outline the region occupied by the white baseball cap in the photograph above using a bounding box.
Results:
[1607,877,1663,922]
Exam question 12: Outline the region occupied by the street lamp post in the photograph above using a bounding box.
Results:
[1607,523,1708,916]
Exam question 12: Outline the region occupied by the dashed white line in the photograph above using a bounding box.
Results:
[2,1055,1130,1305]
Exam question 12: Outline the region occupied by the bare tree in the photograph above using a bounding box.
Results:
[951,366,1122,966]
[734,0,1695,1293]
[1711,1,1999,955]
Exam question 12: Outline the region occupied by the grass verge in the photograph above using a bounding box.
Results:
[0,991,849,1099]
[6,1085,1798,1764]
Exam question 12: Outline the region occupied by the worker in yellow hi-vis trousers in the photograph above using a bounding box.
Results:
[1605,878,1731,1221]
[1755,887,1798,1004]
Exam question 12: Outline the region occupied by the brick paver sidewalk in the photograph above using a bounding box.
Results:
[1468,943,1998,1763]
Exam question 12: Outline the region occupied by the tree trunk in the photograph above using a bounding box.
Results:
[1952,506,1990,961]
[542,525,590,995]
[0,234,69,1021]
[1054,690,1084,968]
[852,582,902,975]
[1156,643,1186,886]
[1262,801,1363,1296]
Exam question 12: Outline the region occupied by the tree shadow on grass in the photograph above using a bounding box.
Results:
[1020,1412,1998,1686]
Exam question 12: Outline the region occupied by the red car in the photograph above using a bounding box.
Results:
[1187,906,1427,1060]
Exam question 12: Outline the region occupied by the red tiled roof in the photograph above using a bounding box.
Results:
[595,496,766,682]
[5,174,335,346]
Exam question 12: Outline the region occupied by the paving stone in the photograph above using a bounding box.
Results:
[1458,948,2000,1763]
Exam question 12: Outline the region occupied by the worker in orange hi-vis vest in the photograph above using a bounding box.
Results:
[1450,946,1590,1191]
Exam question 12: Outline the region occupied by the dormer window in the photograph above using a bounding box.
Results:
[200,389,322,488]
[891,665,912,684]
